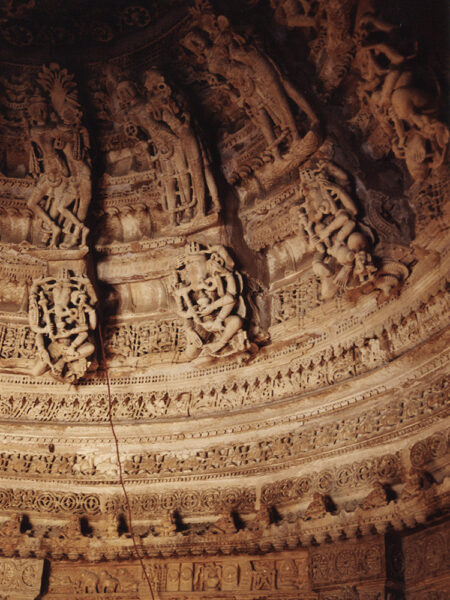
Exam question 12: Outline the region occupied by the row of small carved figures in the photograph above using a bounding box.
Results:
[0,470,434,546]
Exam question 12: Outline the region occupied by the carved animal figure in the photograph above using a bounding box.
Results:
[77,570,98,594]
[97,570,120,593]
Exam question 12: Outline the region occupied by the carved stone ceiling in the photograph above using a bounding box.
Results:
[0,0,448,598]
[0,0,185,52]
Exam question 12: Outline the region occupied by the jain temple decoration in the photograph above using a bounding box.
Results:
[0,0,447,598]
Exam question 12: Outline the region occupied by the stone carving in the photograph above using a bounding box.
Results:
[361,482,388,510]
[95,513,119,539]
[248,506,274,536]
[271,275,320,325]
[400,469,432,501]
[157,510,178,537]
[262,454,401,506]
[0,323,36,363]
[0,474,447,565]
[0,2,446,593]
[0,303,446,421]
[142,68,220,224]
[309,0,355,94]
[310,538,384,585]
[26,273,97,382]
[403,522,449,589]
[410,431,449,468]
[304,492,329,520]
[245,156,410,300]
[0,372,444,484]
[409,167,450,235]
[297,159,377,299]
[75,568,120,594]
[0,1,162,49]
[0,513,21,538]
[353,2,449,181]
[210,512,237,535]
[26,63,91,248]
[268,0,355,94]
[194,562,222,591]
[96,66,219,230]
[0,558,43,600]
[46,552,308,596]
[104,318,186,364]
[0,488,100,515]
[268,0,318,30]
[52,516,82,540]
[183,0,320,182]
[172,242,253,362]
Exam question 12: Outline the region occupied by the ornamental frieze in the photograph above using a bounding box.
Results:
[0,0,446,593]
[0,558,43,600]
[0,283,447,421]
[0,377,446,483]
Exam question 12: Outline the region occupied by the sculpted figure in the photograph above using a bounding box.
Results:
[0,513,21,537]
[105,67,219,226]
[355,4,449,180]
[157,510,178,536]
[269,0,317,29]
[310,0,355,92]
[185,3,318,160]
[210,511,237,535]
[143,69,220,222]
[96,514,118,538]
[400,469,430,501]
[97,570,119,593]
[194,563,221,591]
[172,242,251,362]
[78,571,99,594]
[272,0,355,93]
[26,64,91,248]
[116,569,139,593]
[299,160,376,298]
[361,482,388,510]
[304,492,328,520]
[27,272,97,382]
[56,516,81,539]
[249,506,273,535]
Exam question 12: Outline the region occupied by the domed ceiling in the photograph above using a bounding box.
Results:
[0,0,448,598]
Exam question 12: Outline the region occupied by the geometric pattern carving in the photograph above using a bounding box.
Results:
[0,558,43,600]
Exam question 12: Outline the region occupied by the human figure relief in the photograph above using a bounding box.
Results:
[27,272,97,382]
[26,64,91,248]
[143,69,220,222]
[304,492,329,520]
[157,510,178,537]
[184,1,319,161]
[309,0,355,92]
[25,67,91,248]
[354,2,449,181]
[104,66,218,227]
[266,0,355,93]
[0,513,22,537]
[298,160,376,299]
[171,242,253,362]
[194,563,222,591]
[269,0,318,29]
